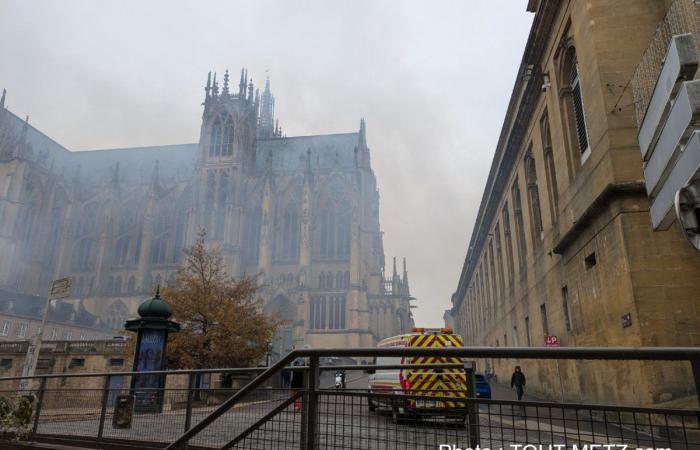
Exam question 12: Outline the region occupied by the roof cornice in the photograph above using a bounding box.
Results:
[453,0,561,313]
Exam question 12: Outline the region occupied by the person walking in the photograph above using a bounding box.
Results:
[510,366,526,401]
[290,359,305,411]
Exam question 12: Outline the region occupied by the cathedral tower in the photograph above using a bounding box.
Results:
[188,69,260,272]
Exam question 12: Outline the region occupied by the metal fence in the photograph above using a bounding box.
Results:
[0,347,699,449]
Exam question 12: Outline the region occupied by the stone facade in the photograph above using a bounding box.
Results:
[0,71,414,355]
[448,0,700,406]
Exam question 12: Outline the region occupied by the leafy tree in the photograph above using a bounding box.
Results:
[163,231,280,369]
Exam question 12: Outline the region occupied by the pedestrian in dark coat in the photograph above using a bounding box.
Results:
[290,359,305,411]
[510,366,526,401]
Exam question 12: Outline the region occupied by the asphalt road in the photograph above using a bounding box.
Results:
[34,374,678,450]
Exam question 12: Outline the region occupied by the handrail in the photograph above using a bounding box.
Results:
[163,346,700,449]
[0,366,269,381]
[164,349,300,450]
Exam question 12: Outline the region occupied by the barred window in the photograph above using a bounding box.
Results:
[570,60,589,157]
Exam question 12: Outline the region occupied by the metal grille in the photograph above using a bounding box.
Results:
[631,0,700,125]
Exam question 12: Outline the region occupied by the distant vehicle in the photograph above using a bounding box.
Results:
[474,373,492,399]
[366,327,467,423]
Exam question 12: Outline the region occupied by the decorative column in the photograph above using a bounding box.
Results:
[125,287,180,413]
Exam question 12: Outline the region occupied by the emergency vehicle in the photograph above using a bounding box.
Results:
[366,327,467,422]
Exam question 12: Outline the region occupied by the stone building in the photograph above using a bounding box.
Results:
[0,70,414,353]
[448,0,700,406]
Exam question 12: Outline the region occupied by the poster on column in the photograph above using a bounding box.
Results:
[133,329,167,412]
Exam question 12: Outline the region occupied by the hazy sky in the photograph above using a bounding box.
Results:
[0,1,533,327]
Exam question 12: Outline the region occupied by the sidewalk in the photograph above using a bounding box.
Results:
[488,381,544,403]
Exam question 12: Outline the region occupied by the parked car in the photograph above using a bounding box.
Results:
[474,373,492,399]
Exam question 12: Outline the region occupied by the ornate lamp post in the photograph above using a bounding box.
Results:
[125,286,180,413]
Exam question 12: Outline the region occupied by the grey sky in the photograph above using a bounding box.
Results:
[0,1,533,327]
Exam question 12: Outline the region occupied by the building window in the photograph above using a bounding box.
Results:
[540,111,559,220]
[511,178,527,271]
[114,236,130,265]
[151,235,168,265]
[524,317,531,347]
[215,171,229,239]
[243,209,261,264]
[277,207,300,261]
[570,58,590,159]
[494,222,506,294]
[309,295,346,330]
[512,326,519,347]
[0,320,10,336]
[524,149,544,247]
[502,205,515,283]
[209,115,234,157]
[50,328,58,340]
[318,203,351,259]
[16,323,28,339]
[63,330,72,340]
[488,240,498,317]
[540,304,549,337]
[562,286,572,332]
[222,115,234,156]
[560,47,591,166]
[69,358,85,368]
[109,358,125,367]
[585,252,597,269]
[0,359,12,369]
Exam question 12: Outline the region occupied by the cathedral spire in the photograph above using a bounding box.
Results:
[212,72,219,97]
[222,69,230,96]
[239,68,246,97]
[359,118,367,148]
[0,89,5,109]
[205,71,212,100]
[403,257,410,294]
[248,78,254,102]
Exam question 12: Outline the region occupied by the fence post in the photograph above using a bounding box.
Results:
[184,373,196,432]
[31,377,47,437]
[692,359,700,406]
[96,374,111,446]
[464,360,480,449]
[303,357,319,450]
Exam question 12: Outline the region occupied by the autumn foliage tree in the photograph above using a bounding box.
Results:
[163,232,280,369]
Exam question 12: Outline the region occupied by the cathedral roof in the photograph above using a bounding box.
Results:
[69,143,197,185]
[256,132,359,171]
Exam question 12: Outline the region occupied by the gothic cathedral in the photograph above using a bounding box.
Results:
[0,69,414,351]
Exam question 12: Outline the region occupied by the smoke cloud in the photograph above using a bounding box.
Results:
[0,0,533,326]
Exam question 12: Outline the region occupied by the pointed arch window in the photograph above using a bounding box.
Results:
[222,115,234,156]
[277,206,299,261]
[243,209,261,264]
[318,202,351,259]
[215,171,229,239]
[209,115,234,157]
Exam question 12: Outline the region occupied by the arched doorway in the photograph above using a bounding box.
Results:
[265,295,296,363]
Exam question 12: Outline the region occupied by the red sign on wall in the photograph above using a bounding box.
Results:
[545,335,560,347]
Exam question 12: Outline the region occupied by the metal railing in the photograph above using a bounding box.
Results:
[0,347,698,449]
